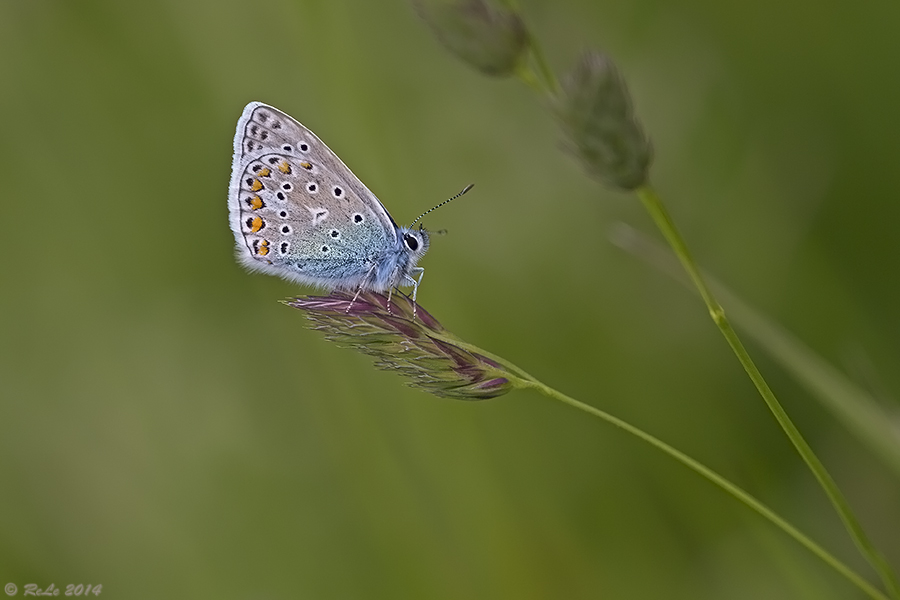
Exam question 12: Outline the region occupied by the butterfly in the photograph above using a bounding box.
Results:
[228,102,458,306]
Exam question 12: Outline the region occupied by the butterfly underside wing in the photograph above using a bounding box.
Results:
[228,102,407,291]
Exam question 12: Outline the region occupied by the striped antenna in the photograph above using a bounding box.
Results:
[409,184,473,227]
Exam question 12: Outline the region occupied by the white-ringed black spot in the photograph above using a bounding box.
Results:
[306,182,318,193]
[321,245,329,253]
[403,233,419,251]
[280,242,289,254]
[279,210,288,218]
[353,213,363,223]
[299,142,309,152]
[276,191,285,201]
[330,230,340,238]
[282,144,292,152]
[281,225,291,234]
[282,183,292,191]
[332,186,344,198]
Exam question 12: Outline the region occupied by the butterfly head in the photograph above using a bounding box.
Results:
[399,225,430,260]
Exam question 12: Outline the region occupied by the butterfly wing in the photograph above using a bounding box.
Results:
[228,102,399,290]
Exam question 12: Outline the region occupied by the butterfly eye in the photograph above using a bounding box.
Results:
[403,233,419,252]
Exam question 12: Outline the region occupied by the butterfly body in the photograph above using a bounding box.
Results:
[228,102,429,294]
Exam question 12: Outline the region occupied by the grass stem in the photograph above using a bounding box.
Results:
[635,184,900,599]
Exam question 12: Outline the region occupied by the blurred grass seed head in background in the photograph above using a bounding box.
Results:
[552,50,653,191]
[413,0,530,77]
[414,0,651,190]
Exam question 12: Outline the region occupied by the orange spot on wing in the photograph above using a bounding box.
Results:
[257,167,271,177]
[300,161,312,170]
[250,179,263,192]
[278,161,291,174]
[257,240,270,256]
[249,216,263,232]
[248,196,264,210]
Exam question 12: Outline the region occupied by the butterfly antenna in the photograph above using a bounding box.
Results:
[409,184,473,227]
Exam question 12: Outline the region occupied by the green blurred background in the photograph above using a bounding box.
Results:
[2,0,899,598]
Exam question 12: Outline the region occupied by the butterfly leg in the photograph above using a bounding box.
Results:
[407,267,425,318]
[346,264,378,313]
[347,286,364,313]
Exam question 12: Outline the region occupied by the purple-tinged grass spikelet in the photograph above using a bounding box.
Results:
[285,291,516,399]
